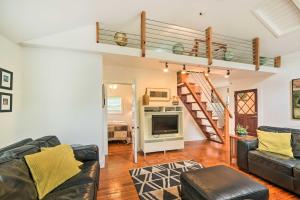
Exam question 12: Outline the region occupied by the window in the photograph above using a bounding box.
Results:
[107,96,122,113]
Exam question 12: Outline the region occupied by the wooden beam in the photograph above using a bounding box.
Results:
[96,22,100,43]
[224,109,230,145]
[206,27,213,65]
[274,56,281,68]
[141,11,146,57]
[252,37,260,71]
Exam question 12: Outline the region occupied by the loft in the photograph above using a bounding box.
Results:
[96,11,281,72]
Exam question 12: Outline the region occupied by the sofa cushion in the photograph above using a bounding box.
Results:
[257,130,293,157]
[0,159,38,200]
[258,126,300,134]
[54,161,99,191]
[0,145,40,164]
[29,136,61,148]
[25,144,81,199]
[248,150,300,176]
[292,134,300,158]
[258,126,300,158]
[0,138,33,156]
[42,182,96,200]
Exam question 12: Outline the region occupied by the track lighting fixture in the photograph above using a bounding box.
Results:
[224,70,230,78]
[205,67,210,77]
[181,64,187,74]
[163,62,169,72]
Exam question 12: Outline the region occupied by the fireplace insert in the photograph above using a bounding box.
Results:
[152,115,178,135]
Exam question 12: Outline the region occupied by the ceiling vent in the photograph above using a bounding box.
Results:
[253,0,300,37]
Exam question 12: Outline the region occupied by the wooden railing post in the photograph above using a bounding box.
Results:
[206,27,213,65]
[141,11,146,57]
[274,56,281,68]
[224,109,230,145]
[96,22,100,43]
[252,37,260,71]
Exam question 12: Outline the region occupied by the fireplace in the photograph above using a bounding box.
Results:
[152,115,179,135]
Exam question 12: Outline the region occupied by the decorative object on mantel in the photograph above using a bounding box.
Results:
[224,50,234,61]
[114,32,128,46]
[260,56,268,65]
[172,43,184,55]
[172,96,179,105]
[292,79,300,119]
[236,124,248,136]
[147,88,170,102]
[142,89,150,105]
[0,68,13,90]
[0,92,12,112]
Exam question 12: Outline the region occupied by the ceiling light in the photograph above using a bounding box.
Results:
[163,62,169,72]
[224,70,230,78]
[109,84,118,90]
[205,67,210,77]
[181,64,187,74]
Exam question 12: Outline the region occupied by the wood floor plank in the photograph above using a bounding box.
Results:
[97,140,299,200]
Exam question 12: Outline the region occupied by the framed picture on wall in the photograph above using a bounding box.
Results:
[147,88,170,102]
[292,79,300,119]
[0,92,12,112]
[0,68,13,90]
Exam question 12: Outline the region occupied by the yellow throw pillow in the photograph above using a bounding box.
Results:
[25,144,81,199]
[257,130,293,157]
[41,146,83,167]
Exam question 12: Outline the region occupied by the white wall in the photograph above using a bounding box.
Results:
[0,35,23,147]
[228,51,300,131]
[20,47,105,161]
[259,52,300,128]
[107,84,132,127]
[103,63,206,144]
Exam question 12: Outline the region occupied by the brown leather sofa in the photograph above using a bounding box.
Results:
[0,136,100,200]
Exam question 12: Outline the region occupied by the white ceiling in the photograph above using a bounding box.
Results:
[0,0,300,57]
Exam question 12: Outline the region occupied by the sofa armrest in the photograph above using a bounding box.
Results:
[294,164,300,179]
[72,145,99,162]
[237,139,258,171]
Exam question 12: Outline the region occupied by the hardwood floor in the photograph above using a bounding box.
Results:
[98,141,299,200]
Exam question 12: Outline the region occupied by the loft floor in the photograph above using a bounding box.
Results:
[98,141,298,200]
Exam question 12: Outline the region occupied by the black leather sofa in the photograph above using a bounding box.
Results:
[0,136,100,200]
[237,126,300,195]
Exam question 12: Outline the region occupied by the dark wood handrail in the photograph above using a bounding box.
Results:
[96,22,100,43]
[204,76,233,118]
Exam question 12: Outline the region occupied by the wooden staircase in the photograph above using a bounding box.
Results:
[177,72,232,144]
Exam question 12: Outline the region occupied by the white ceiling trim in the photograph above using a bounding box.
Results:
[253,0,300,38]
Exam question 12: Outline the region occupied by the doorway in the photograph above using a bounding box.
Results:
[105,82,138,163]
[234,89,258,136]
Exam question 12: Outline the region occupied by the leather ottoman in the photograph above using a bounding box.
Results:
[180,165,269,200]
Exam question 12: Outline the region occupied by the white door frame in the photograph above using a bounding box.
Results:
[103,81,139,163]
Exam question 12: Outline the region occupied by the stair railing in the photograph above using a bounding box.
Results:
[189,72,232,142]
[189,73,224,124]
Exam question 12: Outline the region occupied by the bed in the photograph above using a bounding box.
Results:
[108,121,131,143]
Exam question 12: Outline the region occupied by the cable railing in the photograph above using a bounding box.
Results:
[212,33,253,64]
[146,19,207,58]
[260,56,275,67]
[95,11,281,69]
[96,23,140,49]
[190,72,225,128]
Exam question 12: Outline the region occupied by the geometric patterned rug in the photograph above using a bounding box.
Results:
[129,160,203,200]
